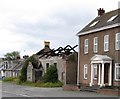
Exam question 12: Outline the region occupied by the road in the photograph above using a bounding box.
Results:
[1,82,119,98]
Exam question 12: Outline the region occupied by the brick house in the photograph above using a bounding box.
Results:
[77,8,120,87]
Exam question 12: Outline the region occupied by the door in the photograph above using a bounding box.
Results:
[104,63,109,84]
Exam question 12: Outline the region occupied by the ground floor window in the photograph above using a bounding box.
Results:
[115,63,120,81]
[93,64,97,80]
[84,64,88,79]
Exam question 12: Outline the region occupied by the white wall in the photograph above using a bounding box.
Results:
[39,56,66,83]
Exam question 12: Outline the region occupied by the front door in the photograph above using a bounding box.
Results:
[104,63,109,84]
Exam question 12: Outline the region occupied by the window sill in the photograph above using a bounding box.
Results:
[84,78,88,80]
[115,79,120,82]
[93,78,97,80]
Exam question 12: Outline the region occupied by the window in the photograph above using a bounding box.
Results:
[104,35,109,51]
[46,63,49,70]
[89,21,99,27]
[84,64,88,79]
[93,64,97,80]
[84,39,88,54]
[115,63,120,81]
[107,15,118,22]
[54,63,57,67]
[115,33,120,50]
[94,37,98,53]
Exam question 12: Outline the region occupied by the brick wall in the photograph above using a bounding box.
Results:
[78,27,120,86]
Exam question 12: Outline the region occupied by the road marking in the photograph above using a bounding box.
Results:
[3,90,30,97]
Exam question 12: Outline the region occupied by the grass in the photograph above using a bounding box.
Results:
[18,81,63,87]
[3,77,63,87]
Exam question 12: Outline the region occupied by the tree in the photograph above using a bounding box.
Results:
[44,65,58,83]
[4,51,20,60]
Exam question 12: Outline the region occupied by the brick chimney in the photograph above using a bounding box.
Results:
[44,41,50,48]
[97,8,105,16]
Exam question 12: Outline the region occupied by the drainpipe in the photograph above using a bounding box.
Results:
[77,37,80,88]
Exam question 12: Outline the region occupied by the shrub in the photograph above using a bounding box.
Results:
[44,65,58,83]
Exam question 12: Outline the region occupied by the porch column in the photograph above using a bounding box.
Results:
[90,63,93,86]
[109,62,112,86]
[101,62,105,87]
[98,64,101,85]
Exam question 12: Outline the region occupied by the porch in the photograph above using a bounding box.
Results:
[90,55,112,87]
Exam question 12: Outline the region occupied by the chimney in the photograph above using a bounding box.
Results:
[44,41,50,48]
[97,8,105,16]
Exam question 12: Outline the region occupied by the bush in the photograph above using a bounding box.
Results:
[44,65,58,83]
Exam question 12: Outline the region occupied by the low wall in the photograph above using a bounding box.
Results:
[97,89,120,96]
[63,84,80,91]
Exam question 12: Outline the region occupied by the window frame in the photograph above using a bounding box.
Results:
[115,33,120,50]
[84,64,88,80]
[93,37,98,53]
[115,63,120,81]
[104,35,109,52]
[84,39,88,54]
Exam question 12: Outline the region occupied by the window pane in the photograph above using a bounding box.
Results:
[116,67,120,79]
[116,33,120,50]
[84,65,88,79]
[104,35,109,51]
[84,39,88,54]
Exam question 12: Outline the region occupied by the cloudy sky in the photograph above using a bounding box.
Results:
[0,0,119,58]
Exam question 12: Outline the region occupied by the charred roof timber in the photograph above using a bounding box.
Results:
[38,45,78,58]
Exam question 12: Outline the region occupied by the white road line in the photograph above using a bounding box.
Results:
[3,90,30,97]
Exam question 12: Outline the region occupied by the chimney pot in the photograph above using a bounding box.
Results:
[98,8,105,16]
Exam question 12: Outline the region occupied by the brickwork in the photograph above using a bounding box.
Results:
[79,27,120,86]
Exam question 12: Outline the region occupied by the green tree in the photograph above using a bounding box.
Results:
[4,51,20,60]
[44,65,58,83]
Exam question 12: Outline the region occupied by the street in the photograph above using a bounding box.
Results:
[1,82,118,98]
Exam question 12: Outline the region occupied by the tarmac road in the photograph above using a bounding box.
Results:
[1,82,119,98]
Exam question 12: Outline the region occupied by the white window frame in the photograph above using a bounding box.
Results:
[115,63,120,81]
[93,37,98,53]
[93,64,97,80]
[84,39,88,54]
[115,33,120,50]
[104,35,109,52]
[84,64,88,79]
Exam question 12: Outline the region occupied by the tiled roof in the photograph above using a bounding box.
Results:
[77,8,120,35]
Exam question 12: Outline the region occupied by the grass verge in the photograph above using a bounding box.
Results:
[3,77,63,87]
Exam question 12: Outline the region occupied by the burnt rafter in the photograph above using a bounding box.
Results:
[39,45,78,58]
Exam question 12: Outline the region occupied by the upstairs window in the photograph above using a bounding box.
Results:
[84,64,88,79]
[93,37,98,53]
[115,33,120,50]
[115,63,120,81]
[84,39,88,54]
[104,35,109,52]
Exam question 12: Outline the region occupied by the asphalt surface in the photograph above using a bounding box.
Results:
[1,82,119,98]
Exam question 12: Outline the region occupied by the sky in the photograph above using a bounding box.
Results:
[0,0,119,58]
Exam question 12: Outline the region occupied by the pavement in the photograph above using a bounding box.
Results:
[1,82,119,98]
